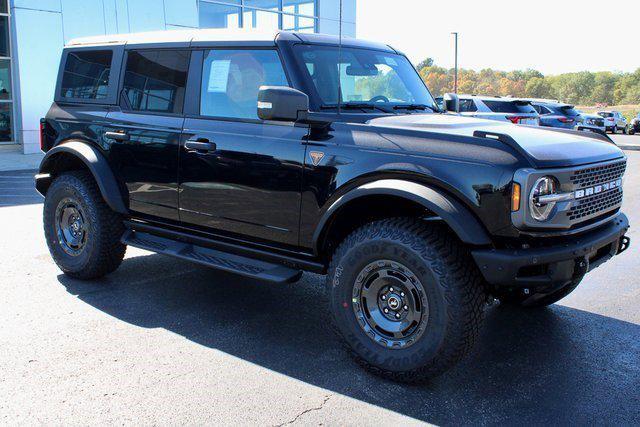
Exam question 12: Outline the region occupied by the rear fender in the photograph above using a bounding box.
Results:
[36,141,128,214]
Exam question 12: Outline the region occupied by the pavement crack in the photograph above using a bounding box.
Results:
[276,395,332,426]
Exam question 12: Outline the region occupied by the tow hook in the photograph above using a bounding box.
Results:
[574,257,589,278]
[618,236,631,255]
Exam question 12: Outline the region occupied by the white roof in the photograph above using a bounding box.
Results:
[67,28,281,47]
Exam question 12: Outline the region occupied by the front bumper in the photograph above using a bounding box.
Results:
[472,213,630,290]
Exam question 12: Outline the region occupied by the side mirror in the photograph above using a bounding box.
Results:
[257,86,309,122]
[444,92,460,113]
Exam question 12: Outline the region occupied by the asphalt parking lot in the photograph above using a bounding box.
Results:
[1,139,639,425]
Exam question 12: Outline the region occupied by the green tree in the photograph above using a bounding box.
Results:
[525,77,553,99]
[415,58,434,71]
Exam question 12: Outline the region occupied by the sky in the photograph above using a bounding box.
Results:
[356,0,640,75]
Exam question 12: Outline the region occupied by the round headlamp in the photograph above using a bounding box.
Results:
[529,176,559,222]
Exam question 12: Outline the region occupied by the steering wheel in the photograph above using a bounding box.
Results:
[369,95,390,103]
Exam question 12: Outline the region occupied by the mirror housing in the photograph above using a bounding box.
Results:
[444,92,460,113]
[257,86,309,122]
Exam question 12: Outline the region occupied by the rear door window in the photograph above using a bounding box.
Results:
[122,50,190,114]
[60,50,113,100]
[199,49,289,120]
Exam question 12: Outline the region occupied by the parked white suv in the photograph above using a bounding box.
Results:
[454,95,540,125]
[598,111,628,134]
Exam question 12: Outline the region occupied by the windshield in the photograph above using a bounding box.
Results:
[294,45,437,112]
[598,112,613,118]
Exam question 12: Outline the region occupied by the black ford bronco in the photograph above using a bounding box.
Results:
[37,30,630,382]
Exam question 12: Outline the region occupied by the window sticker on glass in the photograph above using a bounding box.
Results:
[383,56,398,67]
[207,60,231,93]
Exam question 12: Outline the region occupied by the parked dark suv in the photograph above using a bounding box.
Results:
[37,30,631,382]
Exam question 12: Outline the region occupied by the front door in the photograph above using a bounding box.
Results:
[179,48,308,247]
[105,48,190,222]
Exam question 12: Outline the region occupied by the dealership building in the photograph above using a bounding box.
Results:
[4,0,356,155]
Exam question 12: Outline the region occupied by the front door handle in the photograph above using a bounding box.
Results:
[104,131,130,141]
[185,138,217,153]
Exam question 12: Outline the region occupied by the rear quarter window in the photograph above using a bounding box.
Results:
[60,50,113,100]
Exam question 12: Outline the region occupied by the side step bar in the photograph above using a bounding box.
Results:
[121,230,303,284]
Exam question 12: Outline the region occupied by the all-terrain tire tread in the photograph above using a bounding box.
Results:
[327,217,486,383]
[43,171,126,280]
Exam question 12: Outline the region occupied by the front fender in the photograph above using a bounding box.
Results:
[36,141,128,214]
[313,179,492,251]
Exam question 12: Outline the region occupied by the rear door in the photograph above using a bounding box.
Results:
[179,48,308,247]
[104,48,190,222]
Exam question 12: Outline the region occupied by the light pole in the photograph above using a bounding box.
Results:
[451,32,459,93]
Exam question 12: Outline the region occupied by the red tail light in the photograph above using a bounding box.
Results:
[558,117,574,123]
[39,120,46,151]
[506,116,524,124]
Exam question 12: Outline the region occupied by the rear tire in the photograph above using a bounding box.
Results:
[43,171,126,280]
[612,125,618,134]
[327,218,486,383]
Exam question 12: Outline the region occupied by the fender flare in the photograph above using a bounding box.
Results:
[313,179,492,253]
[37,141,128,214]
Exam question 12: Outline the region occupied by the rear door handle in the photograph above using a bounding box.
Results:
[104,131,130,141]
[185,138,216,153]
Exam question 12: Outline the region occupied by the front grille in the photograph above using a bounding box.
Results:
[567,188,623,221]
[570,160,626,189]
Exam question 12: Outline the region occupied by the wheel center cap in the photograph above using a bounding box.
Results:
[387,295,400,310]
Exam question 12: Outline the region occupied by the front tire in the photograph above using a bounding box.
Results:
[43,171,126,280]
[327,218,486,383]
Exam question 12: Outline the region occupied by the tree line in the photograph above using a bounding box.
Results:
[416,58,640,106]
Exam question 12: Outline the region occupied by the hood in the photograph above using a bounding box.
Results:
[368,113,624,168]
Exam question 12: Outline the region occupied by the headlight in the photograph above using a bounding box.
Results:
[529,176,559,221]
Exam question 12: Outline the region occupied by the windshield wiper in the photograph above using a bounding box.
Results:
[393,103,439,113]
[320,103,396,114]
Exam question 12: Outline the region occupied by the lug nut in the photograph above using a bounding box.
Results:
[395,313,401,319]
[389,287,394,292]
[400,292,405,297]
[404,305,408,310]
[384,308,389,313]
[381,295,386,300]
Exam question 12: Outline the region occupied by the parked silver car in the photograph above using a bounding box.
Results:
[598,110,628,134]
[454,95,540,125]
[575,113,607,134]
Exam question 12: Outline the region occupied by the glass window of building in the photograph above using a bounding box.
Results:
[123,50,190,114]
[200,1,242,29]
[243,0,279,10]
[200,49,288,120]
[199,0,317,32]
[0,3,11,142]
